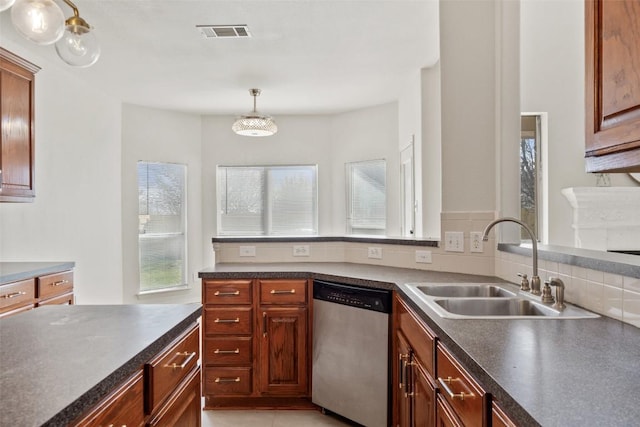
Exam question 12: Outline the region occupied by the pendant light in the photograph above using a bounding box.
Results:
[6,0,99,67]
[232,89,278,137]
[10,0,65,45]
[54,0,100,67]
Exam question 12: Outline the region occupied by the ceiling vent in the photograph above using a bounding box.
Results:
[197,25,252,38]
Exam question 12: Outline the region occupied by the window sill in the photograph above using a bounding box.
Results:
[137,285,191,298]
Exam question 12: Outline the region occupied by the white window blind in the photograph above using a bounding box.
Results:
[138,161,187,291]
[347,159,386,235]
[218,165,318,236]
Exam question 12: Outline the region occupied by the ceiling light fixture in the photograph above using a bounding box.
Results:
[5,0,99,67]
[232,89,278,137]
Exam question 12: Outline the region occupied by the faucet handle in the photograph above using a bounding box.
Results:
[517,273,531,291]
[547,277,566,310]
[541,279,555,304]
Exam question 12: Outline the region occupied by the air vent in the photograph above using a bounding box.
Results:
[197,25,252,38]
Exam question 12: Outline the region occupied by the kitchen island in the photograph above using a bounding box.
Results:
[0,303,202,426]
[200,262,640,426]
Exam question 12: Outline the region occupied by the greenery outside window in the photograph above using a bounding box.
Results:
[520,115,542,241]
[346,159,386,235]
[138,161,187,292]
[217,165,318,236]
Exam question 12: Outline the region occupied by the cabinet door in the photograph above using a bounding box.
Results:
[396,332,412,427]
[585,0,640,172]
[258,307,308,395]
[0,48,38,201]
[146,367,201,427]
[413,363,436,427]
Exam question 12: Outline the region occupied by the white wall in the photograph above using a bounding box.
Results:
[439,0,497,213]
[121,104,203,304]
[0,38,124,304]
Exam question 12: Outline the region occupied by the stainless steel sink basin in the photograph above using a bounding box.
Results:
[400,282,599,319]
[434,298,555,316]
[416,283,516,298]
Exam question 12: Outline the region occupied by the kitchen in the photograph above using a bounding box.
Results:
[2,0,640,426]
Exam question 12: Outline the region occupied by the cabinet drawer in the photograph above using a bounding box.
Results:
[436,344,486,427]
[37,292,74,306]
[204,367,252,396]
[0,304,34,318]
[146,366,201,427]
[492,401,517,427]
[37,270,73,300]
[146,323,200,415]
[0,279,35,312]
[204,280,252,305]
[204,337,252,365]
[204,307,252,335]
[259,279,307,305]
[396,295,435,377]
[74,370,145,427]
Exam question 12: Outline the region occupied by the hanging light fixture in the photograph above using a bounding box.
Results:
[10,0,65,45]
[232,88,278,137]
[54,0,100,67]
[6,0,99,66]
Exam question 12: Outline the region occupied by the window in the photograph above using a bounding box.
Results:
[346,159,386,235]
[138,161,187,292]
[520,115,542,241]
[217,165,318,236]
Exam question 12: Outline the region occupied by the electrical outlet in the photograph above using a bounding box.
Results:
[368,247,383,259]
[415,250,432,263]
[444,231,464,252]
[293,245,310,257]
[470,232,484,253]
[239,246,256,257]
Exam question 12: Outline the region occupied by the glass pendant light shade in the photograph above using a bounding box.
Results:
[10,0,65,45]
[232,89,278,137]
[0,0,16,13]
[55,23,100,67]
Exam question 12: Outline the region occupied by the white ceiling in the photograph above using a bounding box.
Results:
[2,0,440,115]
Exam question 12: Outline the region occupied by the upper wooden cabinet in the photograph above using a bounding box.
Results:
[0,48,39,202]
[585,0,640,172]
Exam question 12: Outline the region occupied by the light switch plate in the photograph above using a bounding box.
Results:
[239,246,256,257]
[293,245,310,257]
[368,247,383,259]
[415,250,432,263]
[444,232,464,252]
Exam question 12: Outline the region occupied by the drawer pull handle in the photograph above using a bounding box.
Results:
[214,290,240,296]
[215,377,241,383]
[270,289,296,294]
[51,280,69,287]
[437,376,475,401]
[164,351,196,370]
[214,348,240,354]
[214,318,240,323]
[1,291,26,299]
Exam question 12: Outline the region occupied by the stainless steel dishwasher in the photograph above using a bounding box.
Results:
[312,279,391,427]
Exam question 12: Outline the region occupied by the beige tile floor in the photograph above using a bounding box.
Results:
[202,409,353,427]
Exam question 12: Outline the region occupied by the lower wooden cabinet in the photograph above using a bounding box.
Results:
[73,322,201,427]
[436,395,463,427]
[202,278,311,408]
[0,269,74,319]
[492,402,517,427]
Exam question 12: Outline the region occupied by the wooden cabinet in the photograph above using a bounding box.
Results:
[74,322,201,427]
[0,269,74,318]
[0,47,39,202]
[202,278,312,408]
[492,402,517,427]
[585,0,640,172]
[73,371,145,427]
[394,294,436,427]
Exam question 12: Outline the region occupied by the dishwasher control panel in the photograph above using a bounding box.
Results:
[313,280,391,313]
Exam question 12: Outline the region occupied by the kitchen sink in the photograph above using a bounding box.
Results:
[400,283,599,319]
[415,283,516,298]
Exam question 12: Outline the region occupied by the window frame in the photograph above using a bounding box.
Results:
[137,161,188,293]
[345,158,387,236]
[217,164,319,237]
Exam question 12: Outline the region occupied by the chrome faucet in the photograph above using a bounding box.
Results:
[482,217,542,297]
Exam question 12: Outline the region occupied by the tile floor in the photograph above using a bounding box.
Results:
[202,409,353,427]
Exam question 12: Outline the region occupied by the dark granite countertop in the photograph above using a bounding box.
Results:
[0,262,76,285]
[201,262,640,427]
[0,304,202,426]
